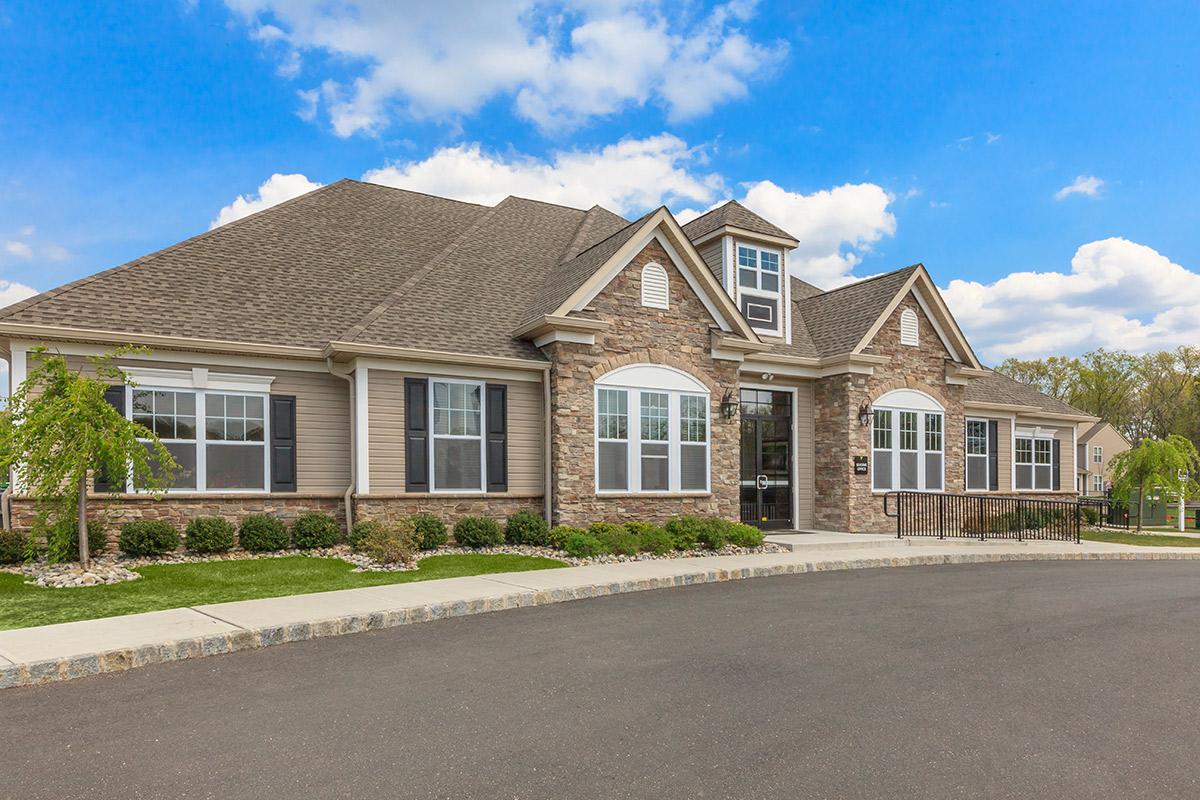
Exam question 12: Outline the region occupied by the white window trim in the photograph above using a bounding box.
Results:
[870,400,946,494]
[593,385,711,495]
[429,378,487,494]
[1014,433,1055,491]
[735,240,783,336]
[1093,445,1103,463]
[965,416,991,492]
[1092,474,1104,493]
[127,385,271,494]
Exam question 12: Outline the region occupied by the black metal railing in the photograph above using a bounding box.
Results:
[1078,496,1130,529]
[883,491,1085,543]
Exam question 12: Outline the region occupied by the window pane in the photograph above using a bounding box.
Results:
[737,246,757,269]
[899,412,918,450]
[226,395,244,417]
[1035,439,1052,464]
[433,382,449,406]
[466,386,481,411]
[925,453,943,490]
[680,395,707,442]
[227,418,245,441]
[641,442,669,491]
[154,415,175,439]
[681,445,707,491]
[1016,438,1033,464]
[1016,464,1033,490]
[154,391,175,415]
[246,396,264,419]
[1035,464,1052,490]
[925,414,942,451]
[132,390,152,415]
[206,393,224,417]
[597,389,628,440]
[133,413,153,431]
[598,442,628,491]
[176,416,197,440]
[433,408,449,435]
[137,442,197,490]
[206,444,265,490]
[760,273,779,293]
[967,456,988,491]
[206,417,225,441]
[760,251,780,272]
[245,420,264,442]
[967,420,988,455]
[738,268,757,289]
[899,451,919,489]
[873,451,893,490]
[640,392,669,441]
[873,410,892,448]
[434,439,482,490]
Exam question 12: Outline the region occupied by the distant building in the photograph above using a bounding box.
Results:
[1076,421,1131,496]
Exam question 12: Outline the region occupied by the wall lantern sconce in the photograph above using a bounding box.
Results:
[857,402,872,427]
[721,391,739,421]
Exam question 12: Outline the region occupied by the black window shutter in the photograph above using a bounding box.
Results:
[94,385,126,493]
[987,420,999,492]
[405,378,430,492]
[486,384,508,492]
[270,395,297,492]
[1052,438,1061,491]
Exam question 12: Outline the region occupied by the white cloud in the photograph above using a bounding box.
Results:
[362,134,722,215]
[943,238,1200,361]
[210,173,324,228]
[3,241,32,259]
[224,0,785,135]
[0,279,37,308]
[735,180,897,288]
[1054,174,1104,200]
[985,132,1002,144]
[43,244,71,262]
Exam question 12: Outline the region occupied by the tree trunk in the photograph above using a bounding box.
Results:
[77,475,89,570]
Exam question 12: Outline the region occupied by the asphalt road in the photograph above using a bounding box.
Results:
[5,561,1200,799]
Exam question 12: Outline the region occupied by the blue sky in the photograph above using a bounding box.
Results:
[1,0,1198,364]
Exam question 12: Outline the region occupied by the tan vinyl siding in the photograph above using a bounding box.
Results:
[697,238,724,285]
[41,352,350,493]
[794,380,815,529]
[994,417,1012,491]
[1055,426,1075,491]
[366,371,544,496]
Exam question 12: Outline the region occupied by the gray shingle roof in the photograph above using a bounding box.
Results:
[681,200,798,243]
[794,266,919,358]
[963,370,1093,417]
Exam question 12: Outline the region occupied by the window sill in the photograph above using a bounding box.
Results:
[359,492,543,500]
[595,492,713,498]
[76,491,342,501]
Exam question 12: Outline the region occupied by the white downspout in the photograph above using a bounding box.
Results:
[543,365,552,524]
[326,357,356,530]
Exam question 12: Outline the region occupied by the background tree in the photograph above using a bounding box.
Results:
[0,347,176,568]
[996,355,1079,400]
[1109,435,1200,532]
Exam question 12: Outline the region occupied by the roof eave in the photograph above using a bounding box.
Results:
[0,322,326,361]
[689,225,799,250]
[324,341,549,371]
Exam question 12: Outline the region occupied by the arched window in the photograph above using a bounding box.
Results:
[595,364,709,493]
[641,262,669,309]
[899,308,919,346]
[871,388,943,492]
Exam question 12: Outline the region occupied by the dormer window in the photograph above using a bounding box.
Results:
[735,243,782,335]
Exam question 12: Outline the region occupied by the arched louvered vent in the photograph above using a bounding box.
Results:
[900,307,919,346]
[641,262,669,309]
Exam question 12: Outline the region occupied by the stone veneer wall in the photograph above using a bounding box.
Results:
[544,240,741,526]
[355,495,543,527]
[814,293,968,533]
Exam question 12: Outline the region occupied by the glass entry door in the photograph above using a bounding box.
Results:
[740,389,792,529]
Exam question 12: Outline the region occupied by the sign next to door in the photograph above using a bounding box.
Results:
[853,456,869,475]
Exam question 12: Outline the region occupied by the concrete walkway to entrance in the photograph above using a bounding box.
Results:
[3,532,1198,690]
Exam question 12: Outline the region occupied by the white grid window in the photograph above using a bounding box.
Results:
[1093,445,1103,463]
[594,381,710,494]
[596,389,629,491]
[431,380,483,491]
[679,394,709,492]
[871,406,945,492]
[1015,436,1053,491]
[1093,474,1104,493]
[966,419,990,491]
[736,243,783,335]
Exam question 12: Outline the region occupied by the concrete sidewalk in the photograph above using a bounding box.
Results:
[3,533,1200,690]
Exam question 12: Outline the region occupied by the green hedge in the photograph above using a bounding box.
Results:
[291,512,342,549]
[185,517,236,554]
[239,515,290,552]
[355,519,419,565]
[50,519,107,562]
[411,513,448,550]
[0,529,28,564]
[505,510,550,546]
[454,516,504,549]
[548,525,586,550]
[589,522,639,556]
[627,522,673,555]
[563,531,605,558]
[119,520,181,557]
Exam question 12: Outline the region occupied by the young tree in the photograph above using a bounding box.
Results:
[0,347,176,568]
[1109,435,1200,532]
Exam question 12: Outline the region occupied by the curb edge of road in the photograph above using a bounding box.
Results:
[4,549,1199,690]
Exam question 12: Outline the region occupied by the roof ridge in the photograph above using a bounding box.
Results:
[556,205,605,265]
[346,178,491,209]
[337,199,510,344]
[679,200,731,230]
[558,208,658,267]
[0,179,349,324]
[803,264,921,301]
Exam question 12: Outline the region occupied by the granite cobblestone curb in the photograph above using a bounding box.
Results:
[4,548,1200,690]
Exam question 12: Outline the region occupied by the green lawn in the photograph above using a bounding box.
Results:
[1082,530,1200,548]
[0,554,568,631]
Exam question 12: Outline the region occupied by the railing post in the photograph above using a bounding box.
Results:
[938,494,945,539]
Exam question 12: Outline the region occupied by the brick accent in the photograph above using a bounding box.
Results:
[543,240,740,526]
[355,495,543,526]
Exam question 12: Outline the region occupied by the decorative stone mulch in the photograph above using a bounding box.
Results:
[1,541,788,589]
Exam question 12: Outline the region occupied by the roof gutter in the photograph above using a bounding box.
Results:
[325,357,357,531]
[0,322,324,360]
[324,341,548,373]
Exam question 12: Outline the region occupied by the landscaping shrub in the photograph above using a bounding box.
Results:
[505,509,550,546]
[1080,506,1100,526]
[0,529,28,564]
[627,521,673,555]
[453,516,504,549]
[696,517,729,550]
[119,520,181,557]
[563,531,605,559]
[49,519,107,562]
[238,515,290,552]
[185,516,235,554]
[355,519,419,565]
[411,513,448,550]
[548,525,586,550]
[725,522,765,548]
[589,522,639,556]
[664,515,705,550]
[348,519,383,548]
[291,512,342,549]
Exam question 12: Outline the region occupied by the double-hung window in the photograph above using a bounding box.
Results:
[594,366,710,494]
[1015,435,1053,490]
[1092,474,1104,493]
[965,419,990,491]
[1093,445,1103,463]
[736,243,782,335]
[870,390,945,492]
[430,380,483,491]
[131,387,268,492]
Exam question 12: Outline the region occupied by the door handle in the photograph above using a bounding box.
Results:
[756,474,768,490]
